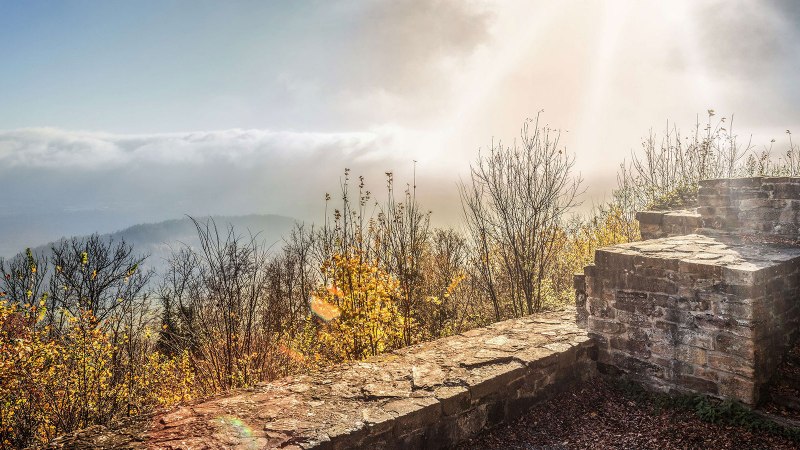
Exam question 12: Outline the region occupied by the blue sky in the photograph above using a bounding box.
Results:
[0,1,359,131]
[1,0,800,255]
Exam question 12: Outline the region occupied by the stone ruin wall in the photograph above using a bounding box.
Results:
[699,177,800,237]
[577,237,800,404]
[638,177,800,241]
[50,310,595,450]
[580,176,800,404]
[636,209,701,240]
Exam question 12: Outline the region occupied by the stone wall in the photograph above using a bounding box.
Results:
[49,310,595,450]
[638,177,800,242]
[698,177,800,239]
[636,177,800,242]
[582,233,800,404]
[608,177,800,403]
[636,210,702,240]
[574,273,588,328]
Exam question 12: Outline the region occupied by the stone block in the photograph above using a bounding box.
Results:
[611,353,665,378]
[712,300,754,320]
[674,346,708,367]
[384,397,442,432]
[635,211,664,226]
[573,273,586,291]
[588,296,615,319]
[773,183,800,198]
[613,290,647,313]
[453,406,488,442]
[717,374,756,404]
[676,374,719,394]
[707,352,754,378]
[676,328,714,350]
[588,317,626,334]
[466,362,527,403]
[714,331,755,359]
[434,386,470,417]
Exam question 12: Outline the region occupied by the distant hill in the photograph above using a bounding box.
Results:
[8,214,300,276]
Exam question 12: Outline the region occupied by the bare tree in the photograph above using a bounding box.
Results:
[0,248,50,329]
[49,235,151,327]
[158,218,295,393]
[377,170,431,346]
[156,247,201,356]
[269,223,317,337]
[460,178,502,321]
[417,228,469,339]
[460,114,582,315]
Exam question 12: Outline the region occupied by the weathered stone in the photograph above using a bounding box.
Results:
[433,386,470,416]
[677,374,719,394]
[384,396,441,431]
[583,180,800,404]
[588,317,626,334]
[707,352,754,378]
[361,407,397,435]
[714,331,755,359]
[49,309,595,449]
[637,210,701,239]
[466,361,526,402]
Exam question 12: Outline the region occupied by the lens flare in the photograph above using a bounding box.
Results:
[310,294,340,322]
[216,415,254,439]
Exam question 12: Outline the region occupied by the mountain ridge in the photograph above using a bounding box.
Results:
[4,213,300,275]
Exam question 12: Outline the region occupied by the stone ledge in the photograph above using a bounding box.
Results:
[47,309,594,450]
[596,233,800,275]
[636,210,702,240]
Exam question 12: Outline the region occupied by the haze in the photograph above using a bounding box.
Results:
[1,0,799,256]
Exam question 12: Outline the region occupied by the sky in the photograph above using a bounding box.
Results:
[1,0,800,254]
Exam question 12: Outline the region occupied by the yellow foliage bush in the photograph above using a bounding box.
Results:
[0,299,195,449]
[549,205,640,304]
[310,252,406,362]
[0,300,59,447]
[125,350,195,414]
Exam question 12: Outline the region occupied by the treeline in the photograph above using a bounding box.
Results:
[2,112,797,448]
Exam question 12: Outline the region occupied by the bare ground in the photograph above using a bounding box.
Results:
[457,378,799,450]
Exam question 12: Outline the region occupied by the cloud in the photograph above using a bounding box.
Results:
[349,0,492,94]
[0,128,387,170]
[0,127,396,221]
[283,0,494,127]
[692,0,799,81]
[0,125,471,259]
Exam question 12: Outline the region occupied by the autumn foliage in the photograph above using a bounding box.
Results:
[309,251,405,362]
[0,242,195,449]
[1,114,697,448]
[0,298,193,449]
